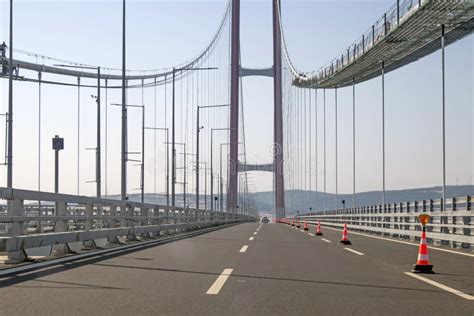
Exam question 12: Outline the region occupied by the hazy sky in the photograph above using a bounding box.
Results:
[0,0,472,198]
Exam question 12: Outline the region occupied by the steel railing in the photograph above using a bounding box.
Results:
[315,0,423,83]
[0,187,255,263]
[294,195,473,249]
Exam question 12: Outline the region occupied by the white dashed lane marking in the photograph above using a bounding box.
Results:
[344,248,364,256]
[239,245,249,253]
[206,268,234,295]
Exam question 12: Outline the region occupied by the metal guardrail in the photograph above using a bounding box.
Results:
[296,196,473,249]
[0,187,255,263]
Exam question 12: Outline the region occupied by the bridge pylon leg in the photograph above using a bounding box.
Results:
[273,0,285,219]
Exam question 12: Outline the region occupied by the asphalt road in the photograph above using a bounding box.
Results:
[0,222,472,315]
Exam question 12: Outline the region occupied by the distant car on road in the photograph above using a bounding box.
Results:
[261,216,269,223]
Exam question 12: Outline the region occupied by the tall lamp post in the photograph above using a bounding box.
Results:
[144,127,169,206]
[55,64,102,197]
[178,151,188,207]
[196,105,228,212]
[7,0,13,190]
[220,143,230,212]
[211,127,231,211]
[171,67,217,207]
[166,141,187,208]
[112,103,145,202]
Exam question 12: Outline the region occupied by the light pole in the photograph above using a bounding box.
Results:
[210,127,231,211]
[112,103,145,202]
[181,152,197,208]
[218,142,243,212]
[220,143,230,212]
[144,127,169,206]
[178,151,188,208]
[121,0,127,202]
[7,0,13,189]
[172,67,217,207]
[196,104,228,212]
[193,161,210,210]
[55,64,102,197]
[167,142,187,208]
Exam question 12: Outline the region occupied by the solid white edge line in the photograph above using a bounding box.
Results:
[319,225,474,258]
[344,248,364,256]
[206,268,234,295]
[239,245,249,253]
[404,272,474,301]
[321,238,331,243]
[249,236,254,241]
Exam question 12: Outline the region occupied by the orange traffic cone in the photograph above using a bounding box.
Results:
[296,219,301,228]
[339,223,352,245]
[412,227,434,273]
[303,221,309,231]
[291,219,295,226]
[316,221,323,236]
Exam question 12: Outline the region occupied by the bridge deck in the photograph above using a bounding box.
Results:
[0,223,472,315]
[295,0,474,89]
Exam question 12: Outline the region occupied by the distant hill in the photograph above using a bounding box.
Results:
[109,185,473,216]
[253,185,474,213]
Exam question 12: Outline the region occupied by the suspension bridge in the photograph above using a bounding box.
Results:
[0,0,473,314]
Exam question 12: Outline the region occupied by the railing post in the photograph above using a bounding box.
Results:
[109,205,117,228]
[107,205,121,244]
[51,201,72,256]
[153,207,160,237]
[397,0,400,25]
[162,208,169,235]
[372,25,375,45]
[140,206,148,227]
[127,206,136,240]
[84,204,93,231]
[120,205,127,228]
[6,198,28,263]
[463,196,472,249]
[9,199,24,237]
[83,204,98,249]
[54,201,67,233]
